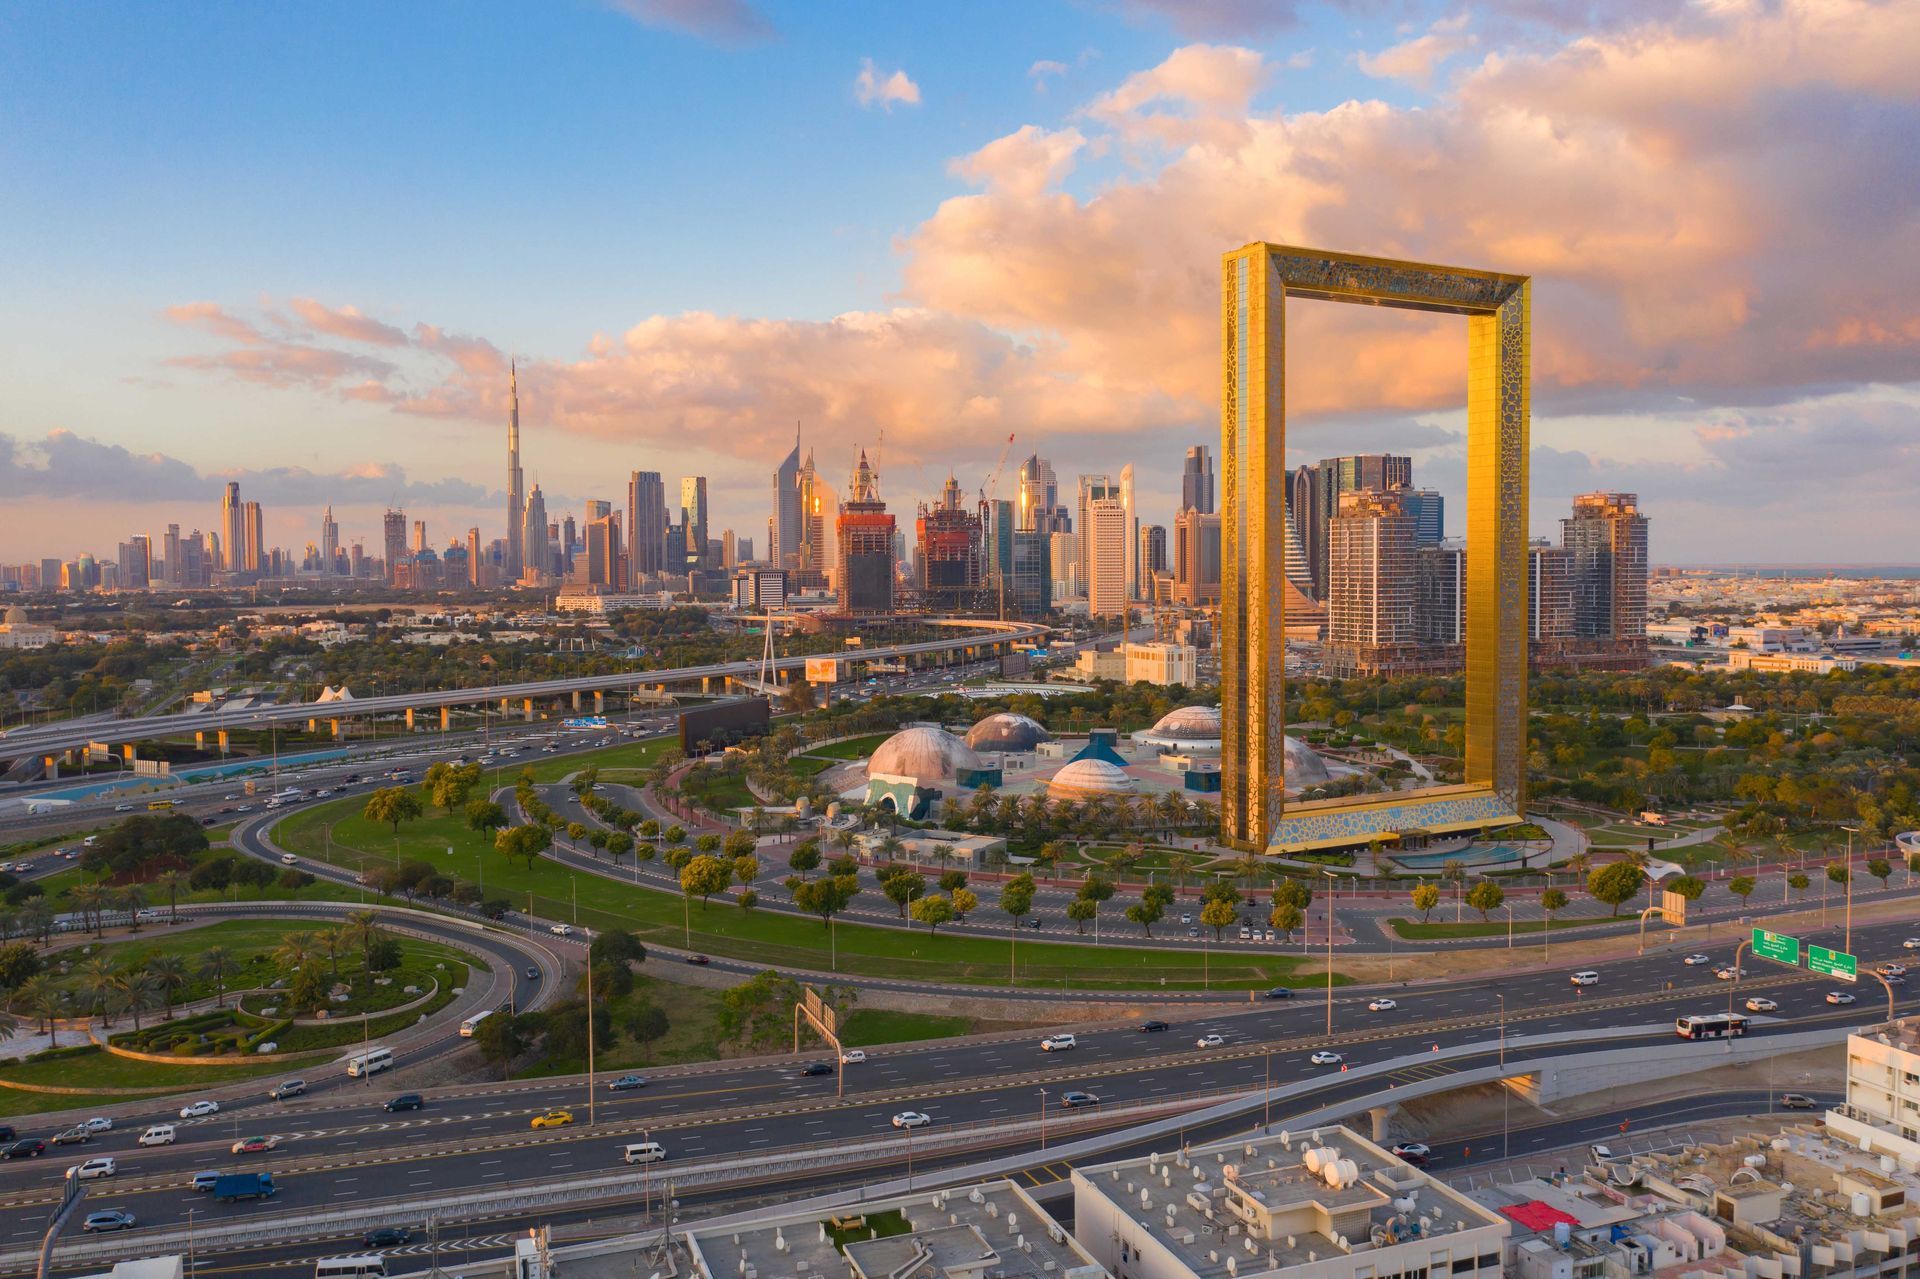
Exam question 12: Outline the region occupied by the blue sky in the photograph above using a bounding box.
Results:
[2,0,1916,563]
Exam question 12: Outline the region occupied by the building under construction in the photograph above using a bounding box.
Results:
[916,474,982,611]
[835,450,895,616]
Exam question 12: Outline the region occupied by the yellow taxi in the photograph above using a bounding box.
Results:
[530,1109,574,1129]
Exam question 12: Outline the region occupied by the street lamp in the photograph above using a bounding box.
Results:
[1503,903,1514,950]
[1322,870,1338,1040]
[1841,825,1859,954]
[1038,1088,1048,1151]
[1496,993,1509,1159]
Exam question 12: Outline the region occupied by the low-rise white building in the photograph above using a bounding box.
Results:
[1726,648,1858,674]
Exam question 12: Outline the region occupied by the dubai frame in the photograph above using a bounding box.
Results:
[1220,243,1530,853]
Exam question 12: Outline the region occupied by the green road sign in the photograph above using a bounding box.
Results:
[1752,928,1800,966]
[1809,945,1857,982]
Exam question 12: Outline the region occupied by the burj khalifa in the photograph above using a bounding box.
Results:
[505,361,525,580]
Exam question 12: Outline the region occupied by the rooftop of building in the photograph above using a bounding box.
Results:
[1074,1127,1504,1278]
[686,1180,1103,1279]
[1854,1016,1920,1056]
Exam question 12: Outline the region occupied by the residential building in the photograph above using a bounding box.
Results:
[1562,491,1649,663]
[241,501,264,575]
[1400,488,1444,545]
[1086,494,1130,618]
[731,568,788,610]
[1173,508,1221,606]
[1325,489,1416,676]
[1139,523,1166,584]
[1416,540,1465,645]
[382,509,407,584]
[1293,454,1413,596]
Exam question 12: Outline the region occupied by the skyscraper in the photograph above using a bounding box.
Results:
[836,450,895,616]
[773,427,802,571]
[1086,497,1130,618]
[1562,492,1650,652]
[383,509,407,583]
[1138,523,1166,583]
[1293,454,1414,596]
[585,513,621,587]
[220,482,242,573]
[163,524,183,586]
[467,528,482,588]
[505,361,526,580]
[680,476,709,569]
[1076,474,1116,590]
[242,502,264,575]
[795,450,826,580]
[320,506,339,574]
[628,471,667,582]
[1325,489,1415,676]
[1181,445,1214,514]
[917,474,982,609]
[118,536,151,591]
[1401,489,1444,546]
[521,484,549,581]
[1119,464,1138,601]
[412,519,428,556]
[1172,509,1222,606]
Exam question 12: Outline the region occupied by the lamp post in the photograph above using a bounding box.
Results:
[1841,825,1859,954]
[1503,903,1514,950]
[1323,870,1338,1040]
[1497,993,1509,1159]
[1038,1088,1048,1151]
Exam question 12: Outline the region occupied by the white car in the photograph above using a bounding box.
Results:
[891,1111,932,1129]
[1903,939,1920,950]
[68,1158,116,1181]
[1827,991,1857,1005]
[1195,1033,1226,1048]
[179,1100,220,1119]
[1368,998,1399,1012]
[1714,967,1744,981]
[1878,963,1908,977]
[1390,1142,1431,1159]
[1040,1034,1076,1052]
[82,1117,112,1134]
[549,924,573,937]
[1682,954,1712,966]
[1745,997,1779,1012]
[840,1050,867,1065]
[280,853,297,865]
[1310,1050,1344,1066]
[1570,971,1600,986]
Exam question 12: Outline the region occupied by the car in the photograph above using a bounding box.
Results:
[83,1210,136,1233]
[530,1109,574,1129]
[191,1172,220,1193]
[68,1157,116,1180]
[891,1111,932,1129]
[685,954,712,966]
[180,1100,220,1119]
[1827,991,1857,1005]
[52,1126,92,1146]
[1186,926,1200,938]
[1263,987,1294,1000]
[549,924,572,936]
[525,965,540,979]
[270,1079,306,1101]
[280,853,297,865]
[230,1136,278,1155]
[82,1116,114,1134]
[1391,1142,1431,1159]
[1061,1091,1101,1108]
[1745,997,1780,1012]
[383,1093,424,1112]
[1570,971,1600,986]
[1682,954,1712,966]
[1878,963,1908,977]
[1138,1020,1170,1033]
[364,1227,412,1248]
[1310,1051,1344,1066]
[840,1050,867,1065]
[5,1139,46,1160]
[1368,998,1399,1012]
[1780,1093,1818,1110]
[1196,1033,1226,1049]
[799,1062,834,1077]
[235,804,253,812]
[200,816,217,826]
[1905,939,1920,951]
[1715,966,1745,981]
[1040,1034,1077,1052]
[115,804,133,812]
[607,1074,648,1092]
[0,1126,12,1145]
[1180,914,1192,925]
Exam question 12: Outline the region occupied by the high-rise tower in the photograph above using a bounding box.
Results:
[505,361,526,580]
[773,426,802,570]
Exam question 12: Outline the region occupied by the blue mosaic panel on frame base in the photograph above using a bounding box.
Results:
[1268,791,1519,852]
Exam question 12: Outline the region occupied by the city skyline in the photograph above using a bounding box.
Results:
[2,1,1917,562]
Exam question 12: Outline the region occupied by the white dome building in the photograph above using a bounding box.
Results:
[868,726,986,781]
[1133,705,1224,753]
[966,712,1052,753]
[1046,758,1138,800]
[1282,736,1332,787]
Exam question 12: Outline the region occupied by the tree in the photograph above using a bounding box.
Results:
[1540,887,1569,926]
[141,952,190,1017]
[0,941,41,992]
[884,871,928,918]
[909,893,956,935]
[1199,898,1236,940]
[427,761,482,815]
[109,971,160,1031]
[738,888,759,913]
[663,824,686,845]
[623,999,670,1062]
[606,831,635,866]
[788,844,823,879]
[1411,882,1441,923]
[1125,897,1163,938]
[1666,874,1707,903]
[1586,862,1645,916]
[732,854,760,887]
[938,869,969,894]
[999,875,1036,931]
[1270,902,1304,942]
[15,974,66,1044]
[1867,858,1892,888]
[495,823,552,872]
[363,786,424,833]
[565,822,589,845]
[1827,861,1850,888]
[154,869,188,924]
[1464,879,1505,923]
[344,909,381,971]
[1788,871,1810,897]
[794,874,859,928]
[1273,879,1314,915]
[474,1009,532,1078]
[75,956,118,1022]
[694,833,723,855]
[951,886,978,918]
[679,854,732,908]
[1067,897,1098,934]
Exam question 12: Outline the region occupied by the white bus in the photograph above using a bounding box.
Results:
[346,1046,394,1077]
[315,1256,388,1278]
[459,1010,494,1038]
[1676,1013,1749,1040]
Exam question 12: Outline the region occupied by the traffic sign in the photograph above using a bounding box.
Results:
[1809,945,1857,983]
[1752,928,1800,966]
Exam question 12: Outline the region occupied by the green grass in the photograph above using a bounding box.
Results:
[514,974,727,1076]
[519,739,670,784]
[828,1208,911,1251]
[0,1047,332,1117]
[680,768,759,814]
[838,1009,974,1047]
[800,733,894,761]
[1388,914,1618,940]
[276,795,1342,990]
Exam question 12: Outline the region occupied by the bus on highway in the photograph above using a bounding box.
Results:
[314,1256,387,1278]
[459,1010,493,1038]
[346,1046,394,1077]
[146,799,174,811]
[1676,1013,1749,1040]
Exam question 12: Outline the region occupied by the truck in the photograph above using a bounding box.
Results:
[1638,811,1668,826]
[213,1172,276,1202]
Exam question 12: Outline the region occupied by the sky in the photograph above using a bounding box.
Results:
[2,0,1917,566]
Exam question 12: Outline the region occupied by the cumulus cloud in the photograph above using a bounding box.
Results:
[604,0,773,45]
[949,125,1087,198]
[1357,14,1477,88]
[854,59,921,110]
[287,298,410,347]
[1028,59,1069,91]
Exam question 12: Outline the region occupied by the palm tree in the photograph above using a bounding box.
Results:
[317,926,347,980]
[18,901,54,945]
[344,909,381,971]
[74,956,118,1023]
[200,945,235,1009]
[0,1006,16,1045]
[118,885,149,933]
[110,972,161,1031]
[877,833,905,864]
[144,954,190,1017]
[154,869,188,924]
[273,932,320,978]
[1169,853,1197,890]
[71,883,106,937]
[14,975,66,1044]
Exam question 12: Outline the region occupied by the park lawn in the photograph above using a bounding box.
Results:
[520,739,671,784]
[839,1009,973,1048]
[1388,914,1618,940]
[680,769,758,814]
[514,973,728,1076]
[277,796,1344,990]
[0,1048,333,1117]
[800,733,893,761]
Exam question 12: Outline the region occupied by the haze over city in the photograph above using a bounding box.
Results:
[4,0,1916,565]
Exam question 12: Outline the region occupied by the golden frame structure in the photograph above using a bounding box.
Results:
[1220,243,1530,851]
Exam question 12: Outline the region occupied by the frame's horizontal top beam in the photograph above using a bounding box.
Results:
[1248,242,1527,316]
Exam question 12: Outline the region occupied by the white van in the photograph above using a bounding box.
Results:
[1570,970,1600,986]
[138,1125,176,1147]
[1040,1034,1077,1052]
[622,1142,668,1165]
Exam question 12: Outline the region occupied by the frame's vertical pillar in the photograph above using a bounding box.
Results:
[1465,281,1530,810]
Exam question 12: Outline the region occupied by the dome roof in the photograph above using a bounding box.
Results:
[868,726,985,781]
[965,712,1052,753]
[1283,735,1331,786]
[1047,758,1137,800]
[1,605,25,626]
[1150,705,1221,739]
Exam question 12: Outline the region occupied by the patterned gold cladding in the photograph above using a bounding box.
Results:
[1220,243,1530,848]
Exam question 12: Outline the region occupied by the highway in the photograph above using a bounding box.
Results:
[7,913,1917,1263]
[0,621,1047,759]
